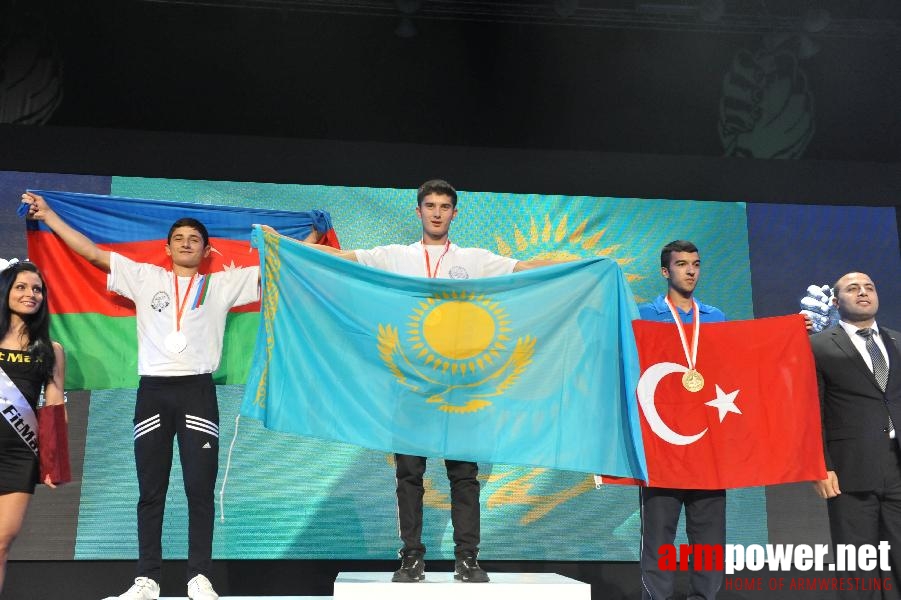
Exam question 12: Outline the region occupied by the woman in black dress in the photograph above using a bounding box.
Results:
[0,260,66,593]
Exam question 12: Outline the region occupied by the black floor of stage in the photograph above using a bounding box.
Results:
[6,559,874,600]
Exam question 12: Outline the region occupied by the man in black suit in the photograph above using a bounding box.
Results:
[811,272,901,597]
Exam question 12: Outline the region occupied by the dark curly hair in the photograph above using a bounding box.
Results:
[0,261,55,382]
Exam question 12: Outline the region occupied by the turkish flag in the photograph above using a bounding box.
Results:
[628,314,826,489]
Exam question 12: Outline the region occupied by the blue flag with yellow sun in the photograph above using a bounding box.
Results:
[241,226,647,477]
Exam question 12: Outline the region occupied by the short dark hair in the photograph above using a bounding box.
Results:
[660,240,699,268]
[833,272,873,295]
[417,179,457,207]
[167,218,210,247]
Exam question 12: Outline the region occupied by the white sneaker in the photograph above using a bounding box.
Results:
[102,577,160,600]
[187,574,219,600]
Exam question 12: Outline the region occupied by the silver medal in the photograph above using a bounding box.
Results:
[164,331,187,354]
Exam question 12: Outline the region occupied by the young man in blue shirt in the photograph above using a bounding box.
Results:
[638,240,726,600]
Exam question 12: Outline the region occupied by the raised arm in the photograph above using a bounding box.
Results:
[261,225,359,262]
[22,192,111,273]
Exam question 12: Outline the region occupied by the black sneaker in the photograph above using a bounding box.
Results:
[391,553,425,583]
[454,555,489,583]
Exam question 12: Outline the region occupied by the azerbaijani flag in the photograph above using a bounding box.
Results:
[23,190,339,390]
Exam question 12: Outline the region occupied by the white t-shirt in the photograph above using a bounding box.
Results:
[108,252,260,376]
[355,241,518,279]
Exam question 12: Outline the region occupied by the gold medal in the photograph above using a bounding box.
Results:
[682,369,705,392]
[665,297,705,392]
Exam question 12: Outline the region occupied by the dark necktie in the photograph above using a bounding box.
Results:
[857,327,893,437]
[857,328,889,392]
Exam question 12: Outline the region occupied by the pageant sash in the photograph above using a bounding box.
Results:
[0,367,39,455]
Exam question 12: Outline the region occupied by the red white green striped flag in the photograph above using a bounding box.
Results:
[23,189,338,389]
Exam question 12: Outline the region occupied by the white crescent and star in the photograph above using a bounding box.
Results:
[637,361,741,446]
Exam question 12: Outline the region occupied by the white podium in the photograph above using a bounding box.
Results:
[161,597,316,600]
[333,571,591,600]
[161,597,316,599]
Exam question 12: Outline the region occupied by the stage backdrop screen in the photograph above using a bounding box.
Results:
[2,170,899,561]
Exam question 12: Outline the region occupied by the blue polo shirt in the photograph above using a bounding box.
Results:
[638,294,726,324]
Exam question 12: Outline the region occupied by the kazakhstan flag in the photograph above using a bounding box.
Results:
[241,226,647,478]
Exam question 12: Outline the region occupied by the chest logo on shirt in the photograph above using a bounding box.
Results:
[448,266,469,279]
[150,291,171,313]
[0,351,32,364]
[377,291,535,413]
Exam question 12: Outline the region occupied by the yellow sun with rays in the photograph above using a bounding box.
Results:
[407,291,510,375]
[495,213,643,288]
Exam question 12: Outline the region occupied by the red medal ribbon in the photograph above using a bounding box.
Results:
[173,273,197,333]
[423,239,451,279]
[664,296,700,371]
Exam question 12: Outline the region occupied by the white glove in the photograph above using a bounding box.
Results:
[800,284,837,333]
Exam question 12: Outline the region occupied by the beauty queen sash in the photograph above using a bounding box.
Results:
[0,366,71,484]
[0,367,39,455]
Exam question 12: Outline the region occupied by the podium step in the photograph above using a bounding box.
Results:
[334,571,590,600]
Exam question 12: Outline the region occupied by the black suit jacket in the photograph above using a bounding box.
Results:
[810,325,901,492]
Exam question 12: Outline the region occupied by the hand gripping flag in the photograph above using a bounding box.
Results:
[22,190,339,390]
[241,227,648,477]
[626,315,826,489]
